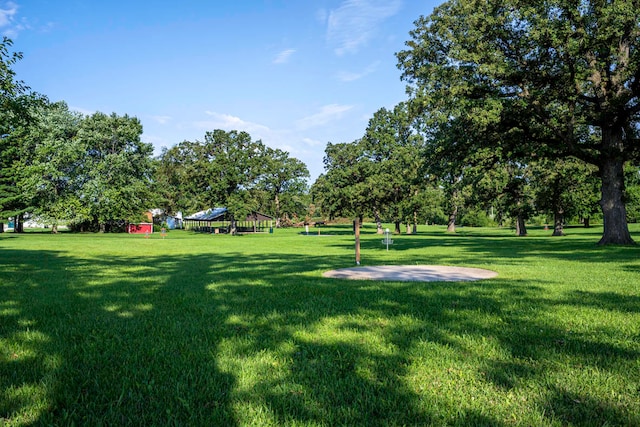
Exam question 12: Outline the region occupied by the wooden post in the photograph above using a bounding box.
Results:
[355,217,361,265]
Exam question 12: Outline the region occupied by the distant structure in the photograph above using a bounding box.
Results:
[184,208,273,233]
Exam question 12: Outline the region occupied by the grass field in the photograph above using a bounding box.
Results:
[1,224,639,426]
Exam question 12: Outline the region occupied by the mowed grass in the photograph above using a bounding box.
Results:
[1,224,639,426]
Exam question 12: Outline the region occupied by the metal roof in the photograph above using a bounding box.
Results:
[184,207,228,221]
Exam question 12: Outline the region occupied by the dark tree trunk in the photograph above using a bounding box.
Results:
[447,205,457,233]
[598,132,634,245]
[583,217,590,228]
[515,214,527,236]
[374,209,383,234]
[552,211,564,236]
[394,220,401,234]
[230,218,237,235]
[15,214,23,233]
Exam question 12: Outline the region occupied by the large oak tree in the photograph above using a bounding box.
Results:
[398,0,640,244]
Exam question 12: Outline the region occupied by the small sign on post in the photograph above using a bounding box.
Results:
[382,228,393,251]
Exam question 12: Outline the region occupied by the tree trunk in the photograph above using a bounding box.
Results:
[374,209,383,234]
[274,194,281,228]
[583,217,590,228]
[15,214,24,233]
[413,210,418,234]
[447,205,457,233]
[230,218,237,235]
[552,211,564,236]
[598,151,634,245]
[406,223,412,234]
[51,224,58,234]
[515,214,527,236]
[394,220,401,234]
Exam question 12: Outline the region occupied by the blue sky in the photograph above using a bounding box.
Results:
[2,1,437,181]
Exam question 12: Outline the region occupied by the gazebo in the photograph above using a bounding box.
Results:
[184,208,273,233]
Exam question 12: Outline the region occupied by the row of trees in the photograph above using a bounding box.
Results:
[2,101,154,232]
[396,0,640,245]
[310,103,607,237]
[311,0,640,244]
[4,0,640,245]
[0,37,310,233]
[155,130,309,228]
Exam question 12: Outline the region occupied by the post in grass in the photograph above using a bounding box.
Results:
[354,217,361,265]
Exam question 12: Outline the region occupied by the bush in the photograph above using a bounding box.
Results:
[459,209,496,227]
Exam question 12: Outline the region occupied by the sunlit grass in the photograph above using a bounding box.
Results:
[1,224,639,425]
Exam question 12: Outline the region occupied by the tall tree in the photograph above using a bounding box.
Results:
[259,147,309,227]
[532,158,600,235]
[361,103,425,234]
[76,112,154,232]
[0,37,43,232]
[155,141,207,216]
[311,141,368,221]
[201,130,266,233]
[20,101,86,232]
[398,0,640,244]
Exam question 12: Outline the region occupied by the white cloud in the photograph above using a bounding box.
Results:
[273,48,296,64]
[69,106,97,116]
[295,104,354,130]
[0,1,17,27]
[336,60,381,82]
[150,115,172,125]
[196,111,272,135]
[0,1,19,37]
[326,0,402,56]
[302,137,323,147]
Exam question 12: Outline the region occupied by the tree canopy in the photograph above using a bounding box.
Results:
[397,0,640,244]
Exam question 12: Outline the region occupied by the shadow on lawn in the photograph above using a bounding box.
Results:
[1,245,639,425]
[326,228,640,268]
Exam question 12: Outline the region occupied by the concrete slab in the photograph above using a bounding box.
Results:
[322,265,498,282]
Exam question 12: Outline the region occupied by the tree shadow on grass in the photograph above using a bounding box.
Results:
[1,244,639,425]
[327,229,640,268]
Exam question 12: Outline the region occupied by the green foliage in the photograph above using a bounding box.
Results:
[154,130,309,226]
[0,37,44,230]
[312,103,436,232]
[397,0,640,244]
[625,165,640,223]
[1,226,639,425]
[459,208,496,227]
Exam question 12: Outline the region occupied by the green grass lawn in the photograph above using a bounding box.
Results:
[1,224,639,426]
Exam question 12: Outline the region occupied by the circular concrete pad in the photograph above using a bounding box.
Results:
[323,265,497,282]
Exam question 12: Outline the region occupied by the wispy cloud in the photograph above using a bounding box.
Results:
[302,137,323,147]
[150,115,172,125]
[0,1,19,37]
[296,104,354,130]
[326,0,402,56]
[70,106,97,116]
[336,60,381,82]
[197,111,272,135]
[0,1,17,27]
[273,48,296,64]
